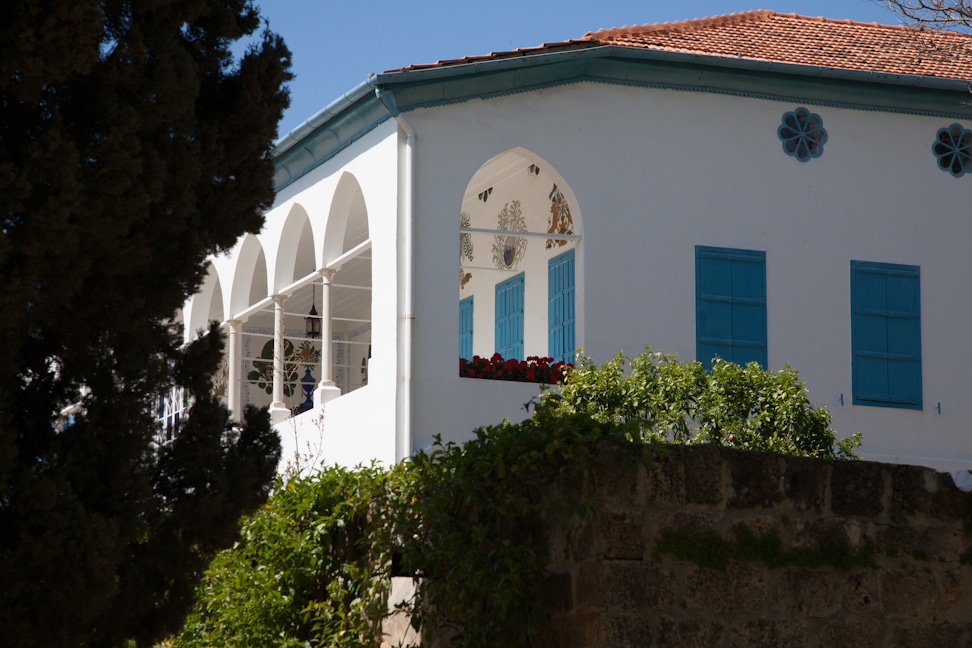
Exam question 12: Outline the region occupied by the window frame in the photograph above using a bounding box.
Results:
[548,248,576,363]
[459,296,474,360]
[695,245,768,368]
[850,260,922,410]
[495,272,525,360]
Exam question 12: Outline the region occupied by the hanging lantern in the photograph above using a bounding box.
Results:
[305,284,321,338]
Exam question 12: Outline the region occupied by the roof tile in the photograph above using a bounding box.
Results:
[393,11,972,80]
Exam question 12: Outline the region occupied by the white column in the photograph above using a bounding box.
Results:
[227,319,242,421]
[315,270,341,406]
[269,294,291,425]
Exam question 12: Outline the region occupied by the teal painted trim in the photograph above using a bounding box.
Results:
[850,260,922,410]
[273,91,392,190]
[696,245,767,369]
[383,53,972,119]
[274,45,972,190]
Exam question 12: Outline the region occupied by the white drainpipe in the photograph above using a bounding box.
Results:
[373,85,415,462]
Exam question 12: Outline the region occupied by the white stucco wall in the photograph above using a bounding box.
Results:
[188,78,972,476]
[226,122,403,470]
[403,81,972,473]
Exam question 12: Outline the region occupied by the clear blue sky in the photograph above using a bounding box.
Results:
[252,1,905,136]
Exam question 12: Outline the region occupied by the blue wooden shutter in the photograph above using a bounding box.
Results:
[696,246,767,368]
[548,249,575,362]
[851,261,921,409]
[459,296,474,359]
[495,273,524,360]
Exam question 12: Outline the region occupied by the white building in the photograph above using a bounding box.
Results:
[180,11,972,473]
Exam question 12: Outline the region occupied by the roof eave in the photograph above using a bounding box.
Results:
[272,44,972,191]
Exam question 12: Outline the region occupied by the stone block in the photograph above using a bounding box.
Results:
[880,567,941,618]
[592,444,644,508]
[840,569,881,615]
[819,620,886,648]
[792,517,868,552]
[684,562,765,614]
[767,567,847,617]
[650,511,721,538]
[600,562,676,611]
[872,523,966,562]
[726,515,783,544]
[566,516,598,562]
[538,611,601,648]
[575,561,601,610]
[728,451,784,509]
[543,571,573,615]
[888,623,969,648]
[725,619,808,648]
[682,445,726,506]
[782,455,828,512]
[644,446,687,506]
[600,613,654,648]
[930,483,971,521]
[657,618,726,646]
[887,463,936,519]
[601,510,647,560]
[830,460,888,518]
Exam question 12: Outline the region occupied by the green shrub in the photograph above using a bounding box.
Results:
[546,347,861,459]
[173,464,401,647]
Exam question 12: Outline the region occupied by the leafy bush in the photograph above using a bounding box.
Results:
[173,464,402,647]
[547,347,861,459]
[169,410,638,648]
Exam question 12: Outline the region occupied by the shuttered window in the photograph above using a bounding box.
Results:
[495,273,524,360]
[548,249,575,363]
[696,246,767,368]
[851,261,922,409]
[459,296,474,360]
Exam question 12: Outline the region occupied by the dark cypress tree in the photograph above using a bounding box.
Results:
[0,2,291,645]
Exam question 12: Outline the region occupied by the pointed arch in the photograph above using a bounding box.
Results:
[230,233,269,317]
[187,263,224,338]
[273,203,316,293]
[321,172,372,394]
[458,147,584,363]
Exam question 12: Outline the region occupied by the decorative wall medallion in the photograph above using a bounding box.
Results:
[777,107,827,162]
[492,200,527,270]
[460,211,474,289]
[932,123,971,177]
[546,184,574,249]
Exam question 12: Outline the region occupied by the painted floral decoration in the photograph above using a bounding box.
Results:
[492,200,527,270]
[778,107,827,162]
[248,339,318,397]
[460,211,473,289]
[546,184,574,249]
[932,123,972,178]
[460,353,572,384]
[249,338,298,396]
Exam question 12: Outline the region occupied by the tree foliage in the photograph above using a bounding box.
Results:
[544,348,862,459]
[0,1,291,646]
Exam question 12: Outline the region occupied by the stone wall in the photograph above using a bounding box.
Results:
[539,444,972,648]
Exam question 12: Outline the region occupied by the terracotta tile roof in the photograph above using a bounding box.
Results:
[395,10,972,80]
